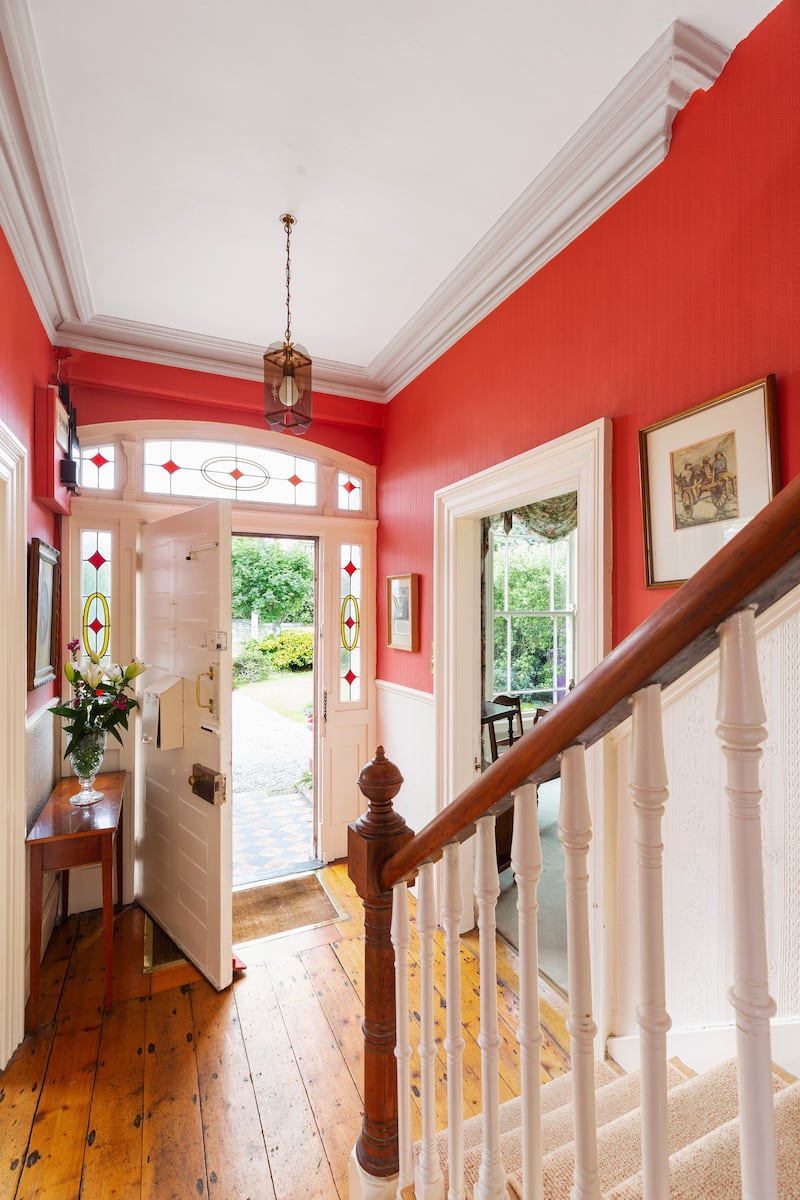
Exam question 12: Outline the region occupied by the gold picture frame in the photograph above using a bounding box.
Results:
[386,573,419,651]
[639,376,778,587]
[27,538,60,690]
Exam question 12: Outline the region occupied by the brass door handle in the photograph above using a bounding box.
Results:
[195,667,215,714]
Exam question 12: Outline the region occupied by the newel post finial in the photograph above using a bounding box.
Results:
[348,747,414,1192]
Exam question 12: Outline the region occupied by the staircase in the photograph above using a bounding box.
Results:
[348,473,800,1200]
[412,1060,800,1199]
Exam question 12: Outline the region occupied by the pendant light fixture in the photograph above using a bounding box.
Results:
[264,213,312,434]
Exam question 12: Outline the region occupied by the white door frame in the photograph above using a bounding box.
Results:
[433,418,612,1028]
[0,420,27,1067]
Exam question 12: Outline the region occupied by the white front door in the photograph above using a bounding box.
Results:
[138,501,233,990]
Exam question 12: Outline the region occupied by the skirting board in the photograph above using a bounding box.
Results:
[608,1019,800,1081]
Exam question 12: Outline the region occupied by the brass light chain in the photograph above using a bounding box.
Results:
[281,213,295,346]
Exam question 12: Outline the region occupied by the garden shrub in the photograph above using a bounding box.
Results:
[271,630,313,671]
[232,639,272,685]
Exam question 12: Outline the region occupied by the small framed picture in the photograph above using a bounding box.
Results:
[386,573,419,651]
[27,538,60,689]
[639,376,778,587]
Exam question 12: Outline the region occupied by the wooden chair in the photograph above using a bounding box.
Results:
[488,693,524,758]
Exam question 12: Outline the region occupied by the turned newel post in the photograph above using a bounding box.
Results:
[348,746,414,1188]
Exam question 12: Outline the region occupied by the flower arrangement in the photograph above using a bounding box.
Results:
[50,638,148,757]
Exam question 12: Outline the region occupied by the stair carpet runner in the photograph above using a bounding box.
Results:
[419,1058,800,1198]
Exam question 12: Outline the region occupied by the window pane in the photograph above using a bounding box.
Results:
[338,472,363,511]
[81,530,112,663]
[80,445,116,490]
[340,544,361,702]
[141,439,318,507]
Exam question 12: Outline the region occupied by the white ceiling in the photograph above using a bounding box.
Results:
[0,1,778,400]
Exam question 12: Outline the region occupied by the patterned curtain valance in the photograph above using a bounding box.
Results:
[489,491,578,542]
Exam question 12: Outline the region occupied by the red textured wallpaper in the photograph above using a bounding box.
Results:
[0,230,61,712]
[376,0,800,694]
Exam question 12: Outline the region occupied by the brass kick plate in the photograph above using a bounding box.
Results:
[188,762,225,805]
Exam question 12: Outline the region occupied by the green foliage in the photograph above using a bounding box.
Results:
[232,639,273,686]
[271,630,313,672]
[231,537,314,627]
[232,630,314,686]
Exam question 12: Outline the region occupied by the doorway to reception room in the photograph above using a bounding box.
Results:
[230,534,318,888]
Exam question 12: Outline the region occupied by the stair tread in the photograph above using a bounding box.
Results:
[605,1080,800,1199]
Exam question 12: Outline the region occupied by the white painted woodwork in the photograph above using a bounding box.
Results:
[473,815,510,1200]
[391,881,414,1195]
[375,681,435,840]
[716,608,778,1199]
[510,784,545,1200]
[0,420,27,1067]
[559,746,601,1200]
[441,842,466,1200]
[415,862,444,1200]
[607,580,800,1077]
[348,1149,399,1200]
[434,419,611,970]
[629,685,672,1200]
[138,501,233,990]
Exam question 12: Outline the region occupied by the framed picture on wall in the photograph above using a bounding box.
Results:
[27,538,60,689]
[639,376,778,587]
[386,573,419,651]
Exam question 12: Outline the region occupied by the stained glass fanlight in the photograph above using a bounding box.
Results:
[264,214,312,435]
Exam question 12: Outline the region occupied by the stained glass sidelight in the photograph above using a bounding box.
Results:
[80,445,116,490]
[81,530,112,662]
[142,440,317,506]
[340,544,362,702]
[337,471,362,511]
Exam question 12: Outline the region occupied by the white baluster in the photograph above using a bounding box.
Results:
[392,881,414,1197]
[442,843,466,1200]
[511,782,544,1200]
[559,746,601,1200]
[630,685,672,1200]
[717,607,778,1200]
[474,814,510,1200]
[415,862,444,1200]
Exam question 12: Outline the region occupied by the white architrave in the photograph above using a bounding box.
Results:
[0,420,27,1067]
[433,418,611,1024]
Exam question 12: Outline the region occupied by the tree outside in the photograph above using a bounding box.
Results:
[231,536,314,632]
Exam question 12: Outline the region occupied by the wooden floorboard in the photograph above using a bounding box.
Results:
[1,862,570,1199]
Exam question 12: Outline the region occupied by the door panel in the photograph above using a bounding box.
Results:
[138,501,232,989]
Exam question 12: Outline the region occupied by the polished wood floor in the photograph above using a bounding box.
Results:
[1,864,570,1200]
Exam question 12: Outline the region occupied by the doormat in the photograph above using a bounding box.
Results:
[233,873,343,945]
[143,914,187,973]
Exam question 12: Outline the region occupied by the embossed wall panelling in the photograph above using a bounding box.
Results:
[25,706,60,831]
[609,583,800,1043]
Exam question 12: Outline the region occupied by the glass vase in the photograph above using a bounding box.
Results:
[67,729,107,805]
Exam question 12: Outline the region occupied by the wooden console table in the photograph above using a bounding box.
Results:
[26,770,126,1031]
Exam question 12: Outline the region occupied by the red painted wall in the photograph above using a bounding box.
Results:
[64,351,384,466]
[376,0,800,694]
[0,229,61,713]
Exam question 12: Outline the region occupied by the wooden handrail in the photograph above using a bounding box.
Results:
[381,470,800,891]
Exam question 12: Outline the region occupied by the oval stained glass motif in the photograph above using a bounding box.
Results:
[341,594,360,652]
[83,591,110,661]
[200,456,270,492]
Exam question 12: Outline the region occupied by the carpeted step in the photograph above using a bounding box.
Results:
[508,1058,786,1200]
[605,1080,800,1199]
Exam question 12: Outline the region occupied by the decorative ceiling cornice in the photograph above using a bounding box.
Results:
[0,11,728,404]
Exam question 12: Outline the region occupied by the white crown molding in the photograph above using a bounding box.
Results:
[371,20,729,399]
[54,314,386,403]
[0,13,728,404]
[0,0,92,326]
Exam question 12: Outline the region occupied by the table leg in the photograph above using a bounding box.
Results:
[61,867,69,921]
[28,844,43,1031]
[101,837,114,1012]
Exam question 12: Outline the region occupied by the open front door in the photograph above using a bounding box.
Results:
[137,502,232,990]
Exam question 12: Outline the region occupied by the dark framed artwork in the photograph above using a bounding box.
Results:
[639,376,778,587]
[27,538,60,689]
[386,573,419,651]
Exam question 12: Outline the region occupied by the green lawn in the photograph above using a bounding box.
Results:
[241,671,313,723]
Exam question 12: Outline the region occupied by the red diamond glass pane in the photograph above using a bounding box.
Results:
[88,550,107,570]
[90,452,108,469]
[345,670,356,686]
[230,468,243,481]
[289,474,302,487]
[344,560,356,576]
[344,480,356,493]
[89,618,104,635]
[345,616,355,629]
[163,459,180,475]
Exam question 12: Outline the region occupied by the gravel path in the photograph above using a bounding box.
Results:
[231,687,311,795]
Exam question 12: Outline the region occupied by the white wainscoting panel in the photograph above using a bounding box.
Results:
[375,680,435,838]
